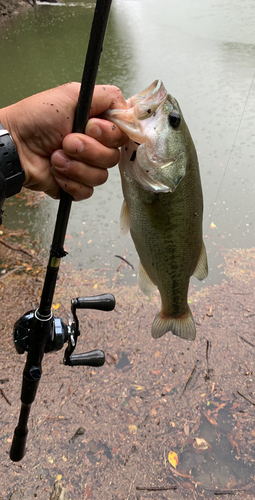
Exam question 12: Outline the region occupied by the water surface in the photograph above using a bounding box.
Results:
[1,0,255,287]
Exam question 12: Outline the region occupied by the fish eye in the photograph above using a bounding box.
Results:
[168,111,181,129]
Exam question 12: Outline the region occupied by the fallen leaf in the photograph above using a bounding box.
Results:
[168,451,178,468]
[212,402,226,414]
[193,437,211,450]
[184,424,189,436]
[128,425,137,434]
[84,482,93,499]
[210,222,216,229]
[129,398,139,414]
[52,302,60,310]
[203,412,217,426]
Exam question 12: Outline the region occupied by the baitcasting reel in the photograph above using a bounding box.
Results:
[13,293,115,367]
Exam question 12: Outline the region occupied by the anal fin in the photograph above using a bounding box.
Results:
[138,262,156,296]
[192,241,208,281]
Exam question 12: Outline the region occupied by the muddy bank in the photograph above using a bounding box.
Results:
[0,0,32,22]
[1,214,255,499]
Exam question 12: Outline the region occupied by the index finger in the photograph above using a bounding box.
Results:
[89,85,127,118]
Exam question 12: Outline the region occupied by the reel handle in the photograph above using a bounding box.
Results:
[68,349,105,366]
[72,293,115,312]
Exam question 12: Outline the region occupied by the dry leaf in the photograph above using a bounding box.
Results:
[129,398,139,414]
[203,412,217,426]
[184,424,189,436]
[168,451,178,468]
[52,302,60,310]
[128,425,137,434]
[155,351,161,357]
[193,437,211,450]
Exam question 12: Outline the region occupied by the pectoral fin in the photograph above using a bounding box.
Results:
[138,262,156,296]
[192,241,208,281]
[120,200,130,236]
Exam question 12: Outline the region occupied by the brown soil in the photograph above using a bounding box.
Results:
[0,212,255,499]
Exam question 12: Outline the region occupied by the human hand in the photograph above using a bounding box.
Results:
[0,83,128,200]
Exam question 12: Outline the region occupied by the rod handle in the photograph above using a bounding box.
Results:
[9,426,28,462]
[9,402,31,462]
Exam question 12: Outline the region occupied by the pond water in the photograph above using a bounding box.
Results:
[1,0,255,288]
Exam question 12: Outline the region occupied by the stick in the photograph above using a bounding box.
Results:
[237,390,255,406]
[0,239,38,259]
[114,255,134,270]
[136,485,177,491]
[0,388,11,406]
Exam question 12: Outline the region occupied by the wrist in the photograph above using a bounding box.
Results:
[0,115,25,198]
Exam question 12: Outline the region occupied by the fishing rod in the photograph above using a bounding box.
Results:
[9,0,114,462]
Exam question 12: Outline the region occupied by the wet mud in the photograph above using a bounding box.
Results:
[0,220,255,499]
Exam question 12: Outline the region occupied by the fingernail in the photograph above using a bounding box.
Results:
[67,137,84,154]
[85,121,102,139]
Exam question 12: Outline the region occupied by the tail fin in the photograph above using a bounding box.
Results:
[151,306,196,341]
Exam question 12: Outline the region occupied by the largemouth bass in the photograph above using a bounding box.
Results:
[106,80,208,341]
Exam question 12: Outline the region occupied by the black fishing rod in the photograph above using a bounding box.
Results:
[10,0,114,462]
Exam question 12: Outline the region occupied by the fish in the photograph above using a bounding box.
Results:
[105,80,208,341]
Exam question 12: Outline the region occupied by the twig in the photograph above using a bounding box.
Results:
[239,336,255,348]
[114,255,134,270]
[0,388,11,406]
[127,473,137,500]
[214,487,255,496]
[0,266,24,280]
[136,485,177,491]
[180,361,198,398]
[0,239,37,260]
[237,390,255,406]
[164,448,167,469]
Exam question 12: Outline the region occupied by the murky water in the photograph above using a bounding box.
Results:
[1,0,255,287]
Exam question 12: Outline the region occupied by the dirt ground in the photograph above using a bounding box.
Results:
[0,211,255,500]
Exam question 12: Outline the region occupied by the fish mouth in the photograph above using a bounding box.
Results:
[104,80,168,142]
[127,80,168,108]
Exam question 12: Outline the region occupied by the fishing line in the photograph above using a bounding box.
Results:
[205,67,255,235]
